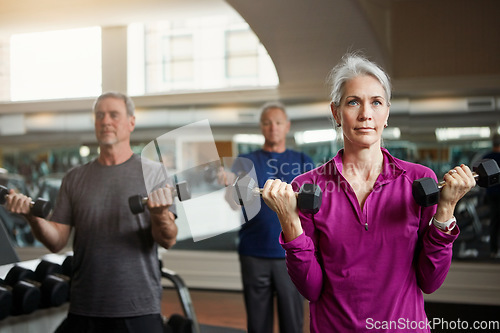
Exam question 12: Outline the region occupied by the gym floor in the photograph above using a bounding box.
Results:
[161,288,310,332]
[161,289,500,333]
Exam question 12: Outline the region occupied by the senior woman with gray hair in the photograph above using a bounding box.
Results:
[261,53,475,332]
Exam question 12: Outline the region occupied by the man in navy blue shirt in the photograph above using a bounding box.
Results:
[221,102,314,333]
[484,133,500,259]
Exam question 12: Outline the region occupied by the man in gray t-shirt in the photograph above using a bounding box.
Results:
[6,92,178,332]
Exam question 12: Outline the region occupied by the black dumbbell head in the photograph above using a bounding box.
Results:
[0,281,13,320]
[473,159,500,188]
[35,260,63,282]
[412,177,439,207]
[4,266,36,286]
[11,280,40,315]
[62,256,73,278]
[297,184,323,214]
[31,198,52,218]
[176,181,191,201]
[0,185,8,204]
[39,275,69,308]
[167,313,193,333]
[129,195,145,214]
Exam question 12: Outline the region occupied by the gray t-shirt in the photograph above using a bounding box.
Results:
[51,154,172,317]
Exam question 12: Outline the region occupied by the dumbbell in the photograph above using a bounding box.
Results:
[412,158,500,207]
[5,262,69,309]
[128,181,191,214]
[1,270,41,315]
[0,279,13,319]
[61,255,73,279]
[233,176,323,214]
[35,259,71,303]
[0,185,52,218]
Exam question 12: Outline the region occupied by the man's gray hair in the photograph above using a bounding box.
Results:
[93,92,135,117]
[260,101,288,122]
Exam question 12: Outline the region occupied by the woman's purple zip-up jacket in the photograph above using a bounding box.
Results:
[281,148,459,332]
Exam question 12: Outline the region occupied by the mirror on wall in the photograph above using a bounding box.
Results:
[0,136,498,263]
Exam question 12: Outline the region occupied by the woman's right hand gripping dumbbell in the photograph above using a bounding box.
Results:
[261,179,303,242]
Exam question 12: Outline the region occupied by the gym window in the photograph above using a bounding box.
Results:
[127,15,278,96]
[7,27,102,101]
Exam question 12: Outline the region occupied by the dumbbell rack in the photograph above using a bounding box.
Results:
[0,253,71,332]
[0,254,200,333]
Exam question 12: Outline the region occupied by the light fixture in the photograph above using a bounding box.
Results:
[435,127,491,141]
[233,134,265,145]
[294,129,336,145]
[382,127,401,140]
[79,145,90,157]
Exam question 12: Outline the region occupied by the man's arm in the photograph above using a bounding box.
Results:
[147,187,178,249]
[5,190,71,253]
[27,217,71,253]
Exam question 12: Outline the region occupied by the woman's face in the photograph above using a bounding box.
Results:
[331,75,389,149]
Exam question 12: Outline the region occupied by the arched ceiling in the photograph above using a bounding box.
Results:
[227,0,387,102]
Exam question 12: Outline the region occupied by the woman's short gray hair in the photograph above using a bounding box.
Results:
[328,53,392,107]
[93,92,135,117]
